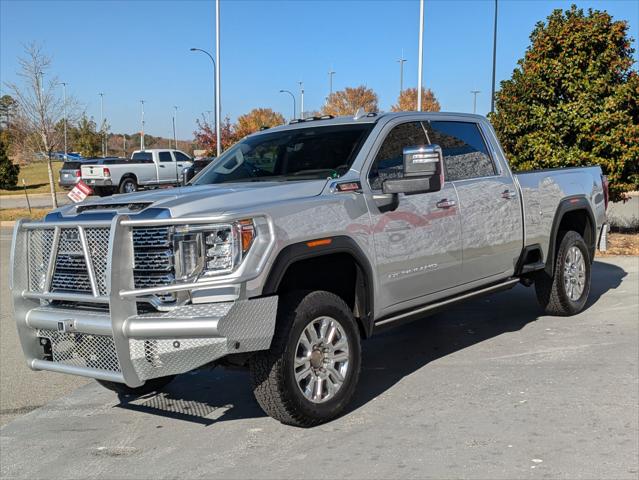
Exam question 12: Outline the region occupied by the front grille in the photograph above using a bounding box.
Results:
[37,328,121,373]
[27,225,176,306]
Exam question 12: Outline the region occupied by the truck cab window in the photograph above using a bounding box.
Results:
[368,121,428,191]
[424,121,496,181]
[159,152,173,163]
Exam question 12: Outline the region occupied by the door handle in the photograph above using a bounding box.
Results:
[501,189,517,200]
[159,165,166,168]
[436,199,456,209]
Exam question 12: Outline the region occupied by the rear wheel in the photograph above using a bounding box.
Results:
[249,291,361,427]
[119,177,138,194]
[535,230,591,316]
[96,375,175,397]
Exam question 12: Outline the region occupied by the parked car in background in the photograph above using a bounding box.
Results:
[182,156,215,183]
[58,159,90,189]
[80,149,193,196]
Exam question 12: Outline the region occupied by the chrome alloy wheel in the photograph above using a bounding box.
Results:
[564,245,586,301]
[294,316,350,404]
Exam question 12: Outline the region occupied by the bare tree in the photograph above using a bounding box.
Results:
[6,44,68,208]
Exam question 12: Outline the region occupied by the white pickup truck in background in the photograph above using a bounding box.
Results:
[81,149,193,196]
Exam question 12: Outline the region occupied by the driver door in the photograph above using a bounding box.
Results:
[363,121,462,316]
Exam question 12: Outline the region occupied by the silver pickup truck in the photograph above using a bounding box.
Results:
[10,112,608,427]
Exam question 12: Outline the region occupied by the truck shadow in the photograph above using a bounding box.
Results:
[116,260,626,426]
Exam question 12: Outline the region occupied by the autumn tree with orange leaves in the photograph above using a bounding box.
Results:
[391,87,441,112]
[235,108,285,139]
[193,115,237,156]
[322,86,379,116]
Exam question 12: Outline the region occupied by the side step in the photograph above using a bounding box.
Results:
[374,278,520,329]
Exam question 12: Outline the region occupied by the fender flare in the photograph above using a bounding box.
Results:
[545,195,596,275]
[262,236,375,337]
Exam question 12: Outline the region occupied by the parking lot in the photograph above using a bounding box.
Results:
[0,223,636,478]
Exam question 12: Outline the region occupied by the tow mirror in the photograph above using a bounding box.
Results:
[382,144,444,195]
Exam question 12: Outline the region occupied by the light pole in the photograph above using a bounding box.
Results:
[471,90,480,114]
[328,68,335,98]
[397,50,407,96]
[173,106,178,149]
[190,47,217,134]
[298,81,304,119]
[215,0,222,157]
[279,90,296,121]
[98,92,105,157]
[140,100,145,150]
[417,0,425,111]
[490,0,498,113]
[60,82,68,160]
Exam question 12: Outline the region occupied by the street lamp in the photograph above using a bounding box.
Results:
[471,90,480,114]
[140,100,145,150]
[298,81,304,119]
[173,105,178,149]
[328,68,336,98]
[279,90,296,121]
[490,0,499,113]
[190,47,218,150]
[417,0,425,111]
[397,51,407,96]
[98,92,106,157]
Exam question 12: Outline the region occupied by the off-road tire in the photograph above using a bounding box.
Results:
[96,375,175,397]
[249,291,362,427]
[119,177,138,194]
[535,230,591,316]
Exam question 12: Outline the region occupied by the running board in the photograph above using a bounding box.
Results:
[374,278,520,329]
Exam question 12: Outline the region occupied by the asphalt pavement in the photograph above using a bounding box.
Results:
[0,226,637,478]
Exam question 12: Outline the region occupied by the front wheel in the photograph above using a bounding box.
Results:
[96,375,175,397]
[535,230,591,316]
[249,291,361,427]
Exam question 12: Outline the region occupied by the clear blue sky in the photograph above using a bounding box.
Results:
[1,0,637,141]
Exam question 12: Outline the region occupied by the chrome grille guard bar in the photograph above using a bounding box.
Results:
[11,213,276,387]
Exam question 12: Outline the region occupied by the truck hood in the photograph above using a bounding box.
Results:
[62,180,329,218]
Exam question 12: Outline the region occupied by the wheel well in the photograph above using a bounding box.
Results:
[556,209,594,253]
[547,207,595,275]
[273,252,371,338]
[120,174,137,185]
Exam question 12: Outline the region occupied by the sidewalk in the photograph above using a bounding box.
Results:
[0,192,71,210]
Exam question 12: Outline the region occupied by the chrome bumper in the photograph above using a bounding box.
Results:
[84,178,113,187]
[10,216,278,387]
[598,223,609,252]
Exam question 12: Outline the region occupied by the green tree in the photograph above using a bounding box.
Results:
[72,115,102,158]
[490,5,638,201]
[0,137,19,188]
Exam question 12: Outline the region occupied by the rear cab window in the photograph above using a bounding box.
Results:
[158,152,173,163]
[424,121,496,181]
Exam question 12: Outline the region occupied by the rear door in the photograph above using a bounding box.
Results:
[157,151,176,183]
[424,120,522,281]
[363,120,463,315]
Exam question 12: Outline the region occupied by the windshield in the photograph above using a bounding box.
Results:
[192,124,372,185]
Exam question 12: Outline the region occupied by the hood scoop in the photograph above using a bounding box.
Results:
[76,202,152,213]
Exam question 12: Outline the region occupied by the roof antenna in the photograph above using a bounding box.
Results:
[353,107,366,120]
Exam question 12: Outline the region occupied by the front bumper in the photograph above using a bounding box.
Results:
[11,216,278,387]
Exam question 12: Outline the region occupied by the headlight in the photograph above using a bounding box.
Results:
[173,219,256,281]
